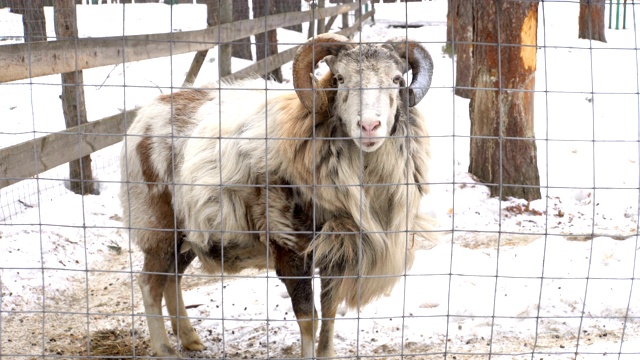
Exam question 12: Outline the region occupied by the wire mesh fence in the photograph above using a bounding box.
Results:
[1,0,640,359]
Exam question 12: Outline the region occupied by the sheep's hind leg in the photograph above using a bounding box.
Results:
[139,251,177,357]
[163,249,204,352]
[316,276,338,359]
[273,245,318,359]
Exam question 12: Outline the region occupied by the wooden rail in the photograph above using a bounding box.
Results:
[0,7,374,190]
[0,110,135,189]
[0,1,367,83]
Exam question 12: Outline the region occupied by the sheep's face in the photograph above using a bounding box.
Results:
[325,46,406,153]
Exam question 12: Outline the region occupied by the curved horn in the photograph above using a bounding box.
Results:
[386,37,433,107]
[293,33,353,113]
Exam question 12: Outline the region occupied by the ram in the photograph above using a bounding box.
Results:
[119,33,434,358]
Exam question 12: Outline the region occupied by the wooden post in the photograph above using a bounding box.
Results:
[325,14,338,31]
[469,0,541,201]
[218,0,233,77]
[370,1,375,23]
[355,0,362,31]
[277,0,302,32]
[232,0,252,60]
[579,0,607,42]
[316,0,326,34]
[54,0,99,195]
[308,1,316,39]
[253,0,282,82]
[342,0,351,29]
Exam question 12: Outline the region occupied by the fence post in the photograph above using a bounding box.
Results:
[53,0,99,195]
[219,0,233,77]
[317,0,326,34]
[342,0,351,29]
[232,0,252,60]
[253,0,282,81]
[355,1,362,31]
[308,1,316,39]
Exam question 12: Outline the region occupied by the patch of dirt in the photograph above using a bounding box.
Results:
[3,221,638,360]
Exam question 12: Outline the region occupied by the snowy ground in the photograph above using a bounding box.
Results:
[2,1,640,359]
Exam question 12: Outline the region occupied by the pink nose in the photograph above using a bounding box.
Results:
[358,121,381,134]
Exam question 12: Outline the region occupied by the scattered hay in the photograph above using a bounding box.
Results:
[47,328,150,359]
[89,328,149,359]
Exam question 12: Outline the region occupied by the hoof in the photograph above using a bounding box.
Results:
[316,350,336,359]
[183,339,205,352]
[153,343,178,358]
[181,330,205,351]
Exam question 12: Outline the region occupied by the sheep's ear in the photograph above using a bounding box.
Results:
[324,55,337,72]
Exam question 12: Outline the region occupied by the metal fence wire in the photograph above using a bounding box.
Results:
[1,0,640,359]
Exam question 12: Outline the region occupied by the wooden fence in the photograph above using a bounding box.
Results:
[0,1,374,190]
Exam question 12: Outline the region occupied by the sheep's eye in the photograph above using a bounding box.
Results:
[393,75,403,85]
[335,74,344,84]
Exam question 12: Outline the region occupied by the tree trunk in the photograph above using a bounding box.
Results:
[253,0,282,82]
[448,0,473,99]
[579,0,607,42]
[54,0,99,195]
[232,0,252,60]
[9,0,47,42]
[469,0,541,201]
[276,0,302,32]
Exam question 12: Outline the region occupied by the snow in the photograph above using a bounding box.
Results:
[1,1,640,359]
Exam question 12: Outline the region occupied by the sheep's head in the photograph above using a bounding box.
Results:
[293,34,433,152]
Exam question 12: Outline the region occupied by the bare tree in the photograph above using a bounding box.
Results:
[468,0,541,201]
[579,0,607,42]
[54,0,99,195]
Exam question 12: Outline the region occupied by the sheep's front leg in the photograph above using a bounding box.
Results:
[317,277,338,358]
[139,252,177,357]
[163,249,204,352]
[273,244,318,359]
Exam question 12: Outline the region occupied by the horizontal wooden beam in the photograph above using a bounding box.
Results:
[0,109,136,189]
[231,8,374,79]
[0,1,368,83]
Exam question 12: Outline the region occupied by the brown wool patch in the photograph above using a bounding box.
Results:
[158,88,210,123]
[135,134,159,189]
